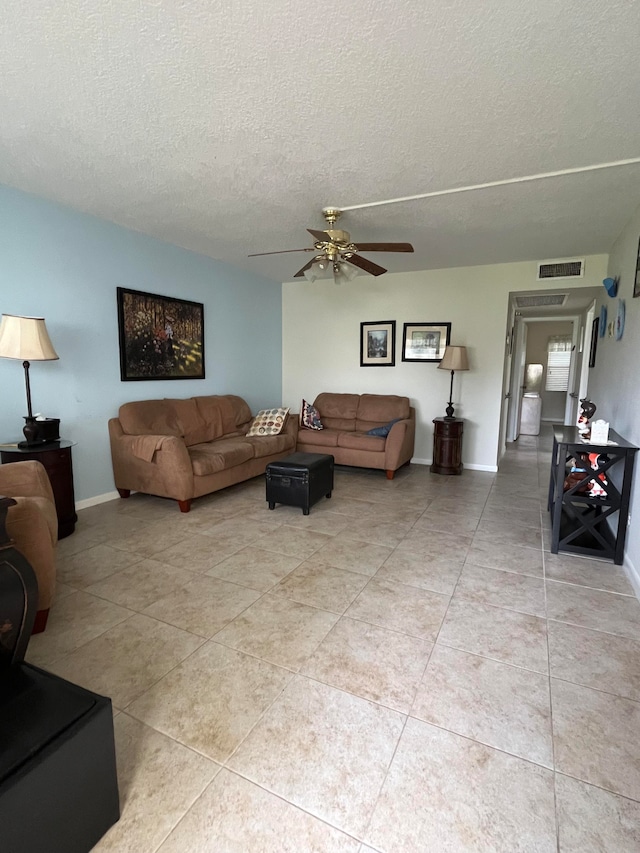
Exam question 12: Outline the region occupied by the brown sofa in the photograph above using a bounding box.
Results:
[108,395,296,512]
[295,393,415,479]
[0,460,57,633]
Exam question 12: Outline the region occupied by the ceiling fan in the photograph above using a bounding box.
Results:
[248,208,414,282]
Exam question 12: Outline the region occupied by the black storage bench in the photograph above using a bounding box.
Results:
[266,452,334,515]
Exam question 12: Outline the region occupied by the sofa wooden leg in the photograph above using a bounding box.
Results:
[117,488,131,499]
[32,608,50,634]
[178,500,191,513]
[386,470,395,480]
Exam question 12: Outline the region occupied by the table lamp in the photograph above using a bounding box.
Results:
[0,314,59,445]
[438,345,469,419]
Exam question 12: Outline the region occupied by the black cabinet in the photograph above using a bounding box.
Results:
[548,425,638,565]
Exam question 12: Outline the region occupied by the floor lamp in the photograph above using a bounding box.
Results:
[0,314,59,446]
[438,345,469,419]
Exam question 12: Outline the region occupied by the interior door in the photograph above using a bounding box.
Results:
[564,320,580,425]
[507,317,527,441]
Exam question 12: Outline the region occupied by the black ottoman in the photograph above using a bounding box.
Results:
[266,452,334,515]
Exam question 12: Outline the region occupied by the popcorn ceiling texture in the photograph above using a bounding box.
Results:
[1,0,639,280]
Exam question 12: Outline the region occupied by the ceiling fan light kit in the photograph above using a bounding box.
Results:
[249,208,414,284]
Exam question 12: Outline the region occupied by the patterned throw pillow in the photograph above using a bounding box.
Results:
[246,407,290,436]
[300,399,324,430]
[366,418,402,437]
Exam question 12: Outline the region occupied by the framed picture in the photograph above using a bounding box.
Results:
[589,316,599,368]
[117,287,205,381]
[401,322,451,362]
[360,320,396,367]
[634,236,640,297]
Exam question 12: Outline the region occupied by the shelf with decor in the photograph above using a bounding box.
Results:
[547,424,638,565]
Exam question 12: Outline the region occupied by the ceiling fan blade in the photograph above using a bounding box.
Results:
[346,254,387,276]
[293,259,316,278]
[355,242,414,253]
[307,228,329,241]
[248,248,311,257]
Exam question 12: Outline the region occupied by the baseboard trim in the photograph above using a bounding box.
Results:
[411,458,430,466]
[75,490,120,511]
[624,555,640,603]
[410,458,498,473]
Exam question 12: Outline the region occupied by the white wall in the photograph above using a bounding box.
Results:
[588,201,640,587]
[282,256,608,470]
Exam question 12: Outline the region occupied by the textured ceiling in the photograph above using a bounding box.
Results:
[1,0,639,281]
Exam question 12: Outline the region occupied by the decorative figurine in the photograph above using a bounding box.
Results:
[577,398,597,439]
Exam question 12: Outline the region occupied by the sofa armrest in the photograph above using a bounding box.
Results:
[0,460,55,505]
[384,415,416,471]
[284,414,299,441]
[109,419,194,501]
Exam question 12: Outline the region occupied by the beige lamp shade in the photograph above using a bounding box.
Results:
[438,345,469,371]
[0,315,59,361]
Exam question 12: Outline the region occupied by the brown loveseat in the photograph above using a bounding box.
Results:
[295,393,415,479]
[0,460,57,633]
[109,395,296,512]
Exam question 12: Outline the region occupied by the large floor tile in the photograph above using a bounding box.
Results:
[552,678,640,800]
[228,676,404,837]
[110,519,190,557]
[49,613,204,708]
[312,535,393,576]
[151,531,246,573]
[143,575,261,637]
[271,561,369,613]
[57,543,144,588]
[413,509,480,537]
[206,546,302,591]
[546,580,640,639]
[365,717,556,853]
[454,562,546,617]
[376,549,463,595]
[213,594,338,670]
[555,773,640,853]
[464,539,544,577]
[303,617,432,712]
[93,714,218,853]
[544,552,634,595]
[253,525,332,558]
[412,644,553,766]
[127,641,292,762]
[340,518,414,548]
[25,591,133,667]
[437,597,549,673]
[281,509,351,535]
[84,558,196,611]
[157,769,360,852]
[397,528,473,562]
[548,620,640,701]
[345,578,449,640]
[473,520,542,550]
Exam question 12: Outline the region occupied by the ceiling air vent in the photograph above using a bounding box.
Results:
[537,259,584,280]
[515,293,568,308]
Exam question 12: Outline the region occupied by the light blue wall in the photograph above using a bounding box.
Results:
[0,185,283,503]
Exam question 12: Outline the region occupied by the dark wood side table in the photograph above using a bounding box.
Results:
[0,440,77,538]
[431,417,464,475]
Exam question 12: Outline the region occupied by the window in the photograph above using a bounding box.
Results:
[546,336,572,391]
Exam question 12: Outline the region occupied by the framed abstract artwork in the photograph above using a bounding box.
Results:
[117,287,205,381]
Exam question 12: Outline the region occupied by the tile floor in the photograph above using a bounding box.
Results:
[26,431,640,852]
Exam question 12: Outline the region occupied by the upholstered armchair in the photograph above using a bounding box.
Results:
[0,460,57,633]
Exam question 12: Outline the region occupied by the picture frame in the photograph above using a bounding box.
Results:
[588,316,599,368]
[634,236,640,298]
[117,287,205,381]
[401,322,451,362]
[360,320,396,367]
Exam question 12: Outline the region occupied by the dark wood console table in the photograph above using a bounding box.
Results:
[0,440,77,538]
[547,424,638,565]
[431,417,464,475]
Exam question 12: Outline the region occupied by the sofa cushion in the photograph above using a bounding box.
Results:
[247,407,290,436]
[356,394,410,431]
[118,399,182,437]
[295,428,340,448]
[337,432,386,452]
[314,393,359,431]
[166,398,210,446]
[244,434,294,458]
[193,395,253,441]
[188,438,254,476]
